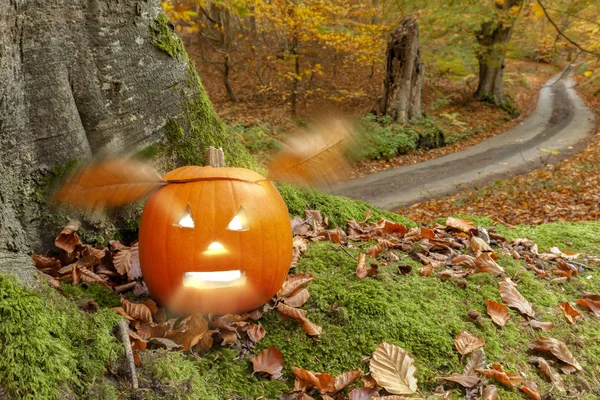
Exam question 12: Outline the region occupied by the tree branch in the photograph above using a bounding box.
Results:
[536,0,600,57]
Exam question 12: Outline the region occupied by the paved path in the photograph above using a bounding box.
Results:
[330,66,597,210]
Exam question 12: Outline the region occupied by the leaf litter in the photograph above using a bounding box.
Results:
[33,212,597,398]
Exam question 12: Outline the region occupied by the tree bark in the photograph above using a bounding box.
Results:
[0,0,249,283]
[379,17,424,124]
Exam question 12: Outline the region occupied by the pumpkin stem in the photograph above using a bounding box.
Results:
[205,146,226,167]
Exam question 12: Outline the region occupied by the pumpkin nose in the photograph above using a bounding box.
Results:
[203,241,228,255]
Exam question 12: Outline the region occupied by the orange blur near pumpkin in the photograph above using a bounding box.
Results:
[138,166,293,315]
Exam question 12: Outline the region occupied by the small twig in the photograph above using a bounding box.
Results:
[339,245,358,261]
[117,319,139,390]
[292,216,313,234]
[569,260,594,271]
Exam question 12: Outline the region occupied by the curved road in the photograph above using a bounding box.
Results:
[331,67,597,210]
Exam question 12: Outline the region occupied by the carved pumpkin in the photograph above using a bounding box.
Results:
[138,166,292,315]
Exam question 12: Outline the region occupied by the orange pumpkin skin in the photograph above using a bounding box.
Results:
[138,166,292,315]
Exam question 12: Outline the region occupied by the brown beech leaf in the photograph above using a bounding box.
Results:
[278,273,315,298]
[529,320,554,331]
[283,288,311,308]
[451,254,477,268]
[349,387,379,400]
[577,297,600,317]
[361,374,378,388]
[128,242,143,280]
[464,348,486,376]
[528,337,582,371]
[520,380,541,400]
[113,249,132,275]
[418,264,435,276]
[276,303,321,336]
[534,357,565,392]
[454,331,485,356]
[475,364,523,387]
[32,255,62,271]
[247,324,266,343]
[471,236,494,257]
[148,337,182,350]
[475,253,505,276]
[55,220,81,254]
[498,277,536,318]
[267,117,356,187]
[438,374,480,388]
[121,298,153,324]
[388,251,400,262]
[370,342,418,395]
[485,300,511,326]
[558,302,582,324]
[54,158,165,210]
[446,217,477,234]
[356,252,368,279]
[292,366,336,394]
[219,329,238,346]
[251,346,284,378]
[366,243,387,259]
[372,396,424,400]
[334,369,363,392]
[482,385,498,400]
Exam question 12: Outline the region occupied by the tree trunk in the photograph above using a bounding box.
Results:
[0,0,252,283]
[474,21,513,105]
[474,0,522,106]
[379,17,424,124]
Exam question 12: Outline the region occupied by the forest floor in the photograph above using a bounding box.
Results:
[399,71,600,226]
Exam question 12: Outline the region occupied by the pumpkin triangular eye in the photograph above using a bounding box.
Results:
[174,204,195,228]
[227,206,249,231]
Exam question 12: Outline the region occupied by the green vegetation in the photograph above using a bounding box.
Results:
[149,13,185,60]
[0,275,121,400]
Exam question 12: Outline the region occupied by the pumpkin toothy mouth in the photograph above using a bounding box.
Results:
[182,270,247,289]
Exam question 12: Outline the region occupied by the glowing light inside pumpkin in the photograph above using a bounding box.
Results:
[174,205,195,228]
[203,241,228,255]
[182,270,246,288]
[227,207,249,231]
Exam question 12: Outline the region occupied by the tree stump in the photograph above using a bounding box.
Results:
[379,17,424,124]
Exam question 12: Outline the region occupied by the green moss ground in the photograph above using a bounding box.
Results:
[132,219,600,399]
[0,275,122,399]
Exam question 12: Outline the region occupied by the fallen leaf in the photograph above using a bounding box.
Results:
[356,252,368,279]
[251,346,284,378]
[32,255,62,271]
[464,348,487,376]
[55,220,81,254]
[334,369,363,392]
[349,387,379,400]
[577,297,600,317]
[475,364,523,387]
[370,342,418,395]
[499,277,536,318]
[528,337,582,371]
[278,273,315,298]
[418,264,435,276]
[446,217,477,234]
[438,374,480,388]
[148,337,182,350]
[534,357,565,392]
[128,243,143,280]
[529,320,554,331]
[475,254,505,276]
[292,366,336,394]
[283,288,311,308]
[471,236,493,257]
[452,254,477,268]
[247,324,266,343]
[113,249,132,275]
[558,302,582,324]
[482,384,498,400]
[121,298,153,324]
[485,300,511,326]
[454,331,485,356]
[276,303,322,336]
[520,380,541,400]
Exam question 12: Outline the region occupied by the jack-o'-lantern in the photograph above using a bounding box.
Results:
[138,166,292,315]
